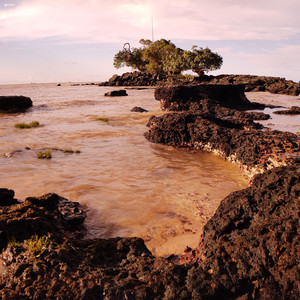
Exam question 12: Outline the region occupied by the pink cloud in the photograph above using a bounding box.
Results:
[0,0,299,43]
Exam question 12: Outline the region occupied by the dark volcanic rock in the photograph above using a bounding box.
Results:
[104,89,128,96]
[100,71,300,96]
[0,193,86,251]
[187,165,300,300]
[0,96,33,112]
[131,106,149,113]
[145,110,299,178]
[155,84,265,111]
[274,106,300,115]
[99,71,172,87]
[197,74,300,96]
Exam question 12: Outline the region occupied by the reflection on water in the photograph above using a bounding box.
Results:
[0,83,252,255]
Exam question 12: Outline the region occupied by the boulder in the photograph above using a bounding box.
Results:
[0,96,32,112]
[104,90,128,96]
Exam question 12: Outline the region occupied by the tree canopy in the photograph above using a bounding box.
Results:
[113,39,223,76]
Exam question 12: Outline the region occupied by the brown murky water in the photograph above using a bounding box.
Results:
[1,84,296,256]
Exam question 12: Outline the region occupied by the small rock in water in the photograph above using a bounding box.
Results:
[104,90,128,97]
[131,106,148,113]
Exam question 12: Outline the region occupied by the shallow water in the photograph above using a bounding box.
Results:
[246,92,300,134]
[3,84,296,256]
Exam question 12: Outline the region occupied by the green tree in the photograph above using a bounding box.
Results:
[113,39,223,76]
[183,46,223,76]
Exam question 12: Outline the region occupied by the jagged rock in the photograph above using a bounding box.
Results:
[274,106,300,115]
[187,165,300,300]
[104,89,128,96]
[154,84,265,111]
[131,106,149,113]
[0,193,86,252]
[0,96,33,112]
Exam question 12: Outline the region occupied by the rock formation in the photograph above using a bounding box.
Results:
[154,84,265,111]
[99,71,300,96]
[145,85,299,178]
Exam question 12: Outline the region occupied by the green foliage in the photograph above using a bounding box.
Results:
[27,235,49,257]
[113,39,223,76]
[15,121,41,129]
[37,151,52,159]
[183,46,223,76]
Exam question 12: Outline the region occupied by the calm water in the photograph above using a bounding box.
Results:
[1,83,296,256]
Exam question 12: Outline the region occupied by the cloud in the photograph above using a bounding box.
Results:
[0,0,299,43]
[3,3,15,7]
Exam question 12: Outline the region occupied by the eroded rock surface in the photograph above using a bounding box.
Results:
[187,165,300,300]
[154,84,264,111]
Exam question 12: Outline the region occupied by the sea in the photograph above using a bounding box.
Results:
[0,83,299,256]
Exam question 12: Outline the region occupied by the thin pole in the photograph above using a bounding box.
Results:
[151,17,154,42]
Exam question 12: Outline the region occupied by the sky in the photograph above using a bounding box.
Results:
[0,0,299,84]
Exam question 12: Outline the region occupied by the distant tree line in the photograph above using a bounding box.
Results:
[113,39,223,77]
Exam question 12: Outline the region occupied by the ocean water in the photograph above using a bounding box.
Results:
[0,83,297,256]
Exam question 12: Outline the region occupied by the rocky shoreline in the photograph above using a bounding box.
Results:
[99,71,300,96]
[145,84,299,179]
[0,83,299,299]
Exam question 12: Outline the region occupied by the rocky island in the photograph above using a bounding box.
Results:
[100,71,300,96]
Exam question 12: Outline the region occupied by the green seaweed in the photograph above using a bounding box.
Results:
[96,117,109,122]
[15,121,41,129]
[37,151,52,159]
